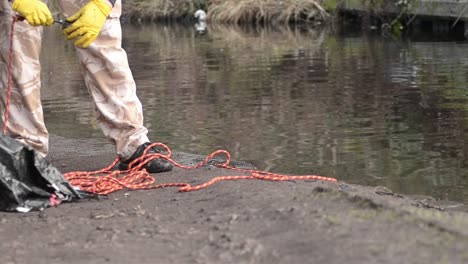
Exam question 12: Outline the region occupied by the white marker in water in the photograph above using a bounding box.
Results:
[194,10,207,34]
[194,10,207,21]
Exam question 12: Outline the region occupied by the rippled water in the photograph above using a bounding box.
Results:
[40,23,468,204]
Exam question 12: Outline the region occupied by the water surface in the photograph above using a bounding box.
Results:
[40,23,468,204]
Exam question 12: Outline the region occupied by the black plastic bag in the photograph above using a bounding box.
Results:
[0,134,81,212]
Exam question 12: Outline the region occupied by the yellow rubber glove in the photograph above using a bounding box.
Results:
[63,0,112,48]
[11,0,54,27]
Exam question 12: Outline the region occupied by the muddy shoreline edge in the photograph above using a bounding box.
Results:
[0,135,467,264]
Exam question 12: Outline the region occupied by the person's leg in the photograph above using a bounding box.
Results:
[58,0,149,160]
[0,0,49,156]
[58,0,172,172]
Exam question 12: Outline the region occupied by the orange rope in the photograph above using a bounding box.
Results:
[64,143,337,195]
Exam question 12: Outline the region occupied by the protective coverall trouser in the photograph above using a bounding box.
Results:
[0,0,150,160]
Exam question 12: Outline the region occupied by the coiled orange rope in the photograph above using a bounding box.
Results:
[64,143,337,195]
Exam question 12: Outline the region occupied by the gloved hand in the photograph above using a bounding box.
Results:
[11,0,54,27]
[63,0,112,48]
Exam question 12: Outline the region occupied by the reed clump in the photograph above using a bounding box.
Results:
[123,0,329,23]
[208,0,329,24]
[123,0,207,21]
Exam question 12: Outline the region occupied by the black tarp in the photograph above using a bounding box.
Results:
[0,134,81,212]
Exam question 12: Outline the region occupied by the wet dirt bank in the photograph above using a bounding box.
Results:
[1,135,468,264]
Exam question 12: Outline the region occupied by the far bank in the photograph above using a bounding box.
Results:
[120,0,468,38]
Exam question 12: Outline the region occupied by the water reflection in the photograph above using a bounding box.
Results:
[40,23,468,204]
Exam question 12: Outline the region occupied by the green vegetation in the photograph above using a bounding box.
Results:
[346,0,417,36]
[122,0,329,23]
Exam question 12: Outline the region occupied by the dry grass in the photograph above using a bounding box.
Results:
[123,0,207,21]
[122,0,329,23]
[208,0,329,24]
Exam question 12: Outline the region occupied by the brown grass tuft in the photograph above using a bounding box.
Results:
[208,0,329,24]
[123,0,205,21]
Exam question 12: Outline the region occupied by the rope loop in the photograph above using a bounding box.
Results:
[64,143,337,195]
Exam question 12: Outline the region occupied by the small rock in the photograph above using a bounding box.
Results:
[375,186,393,196]
[339,183,353,191]
[91,213,116,219]
[38,211,47,218]
[228,214,238,224]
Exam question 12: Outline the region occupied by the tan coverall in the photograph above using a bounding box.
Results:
[0,0,150,160]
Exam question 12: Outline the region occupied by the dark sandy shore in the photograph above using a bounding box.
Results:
[1,135,468,264]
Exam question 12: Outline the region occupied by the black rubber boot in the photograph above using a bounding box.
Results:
[118,143,173,173]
